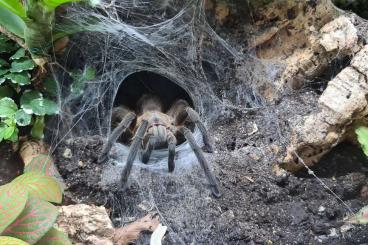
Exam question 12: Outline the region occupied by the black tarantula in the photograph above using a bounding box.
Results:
[98,94,221,197]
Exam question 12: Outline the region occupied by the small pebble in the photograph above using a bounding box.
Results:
[63,148,73,159]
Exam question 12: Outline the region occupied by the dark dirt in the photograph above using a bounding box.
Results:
[54,92,368,245]
[0,142,23,186]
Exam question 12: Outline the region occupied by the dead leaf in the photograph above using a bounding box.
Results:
[113,213,160,245]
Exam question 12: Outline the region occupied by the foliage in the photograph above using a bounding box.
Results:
[0,34,58,142]
[0,0,99,60]
[70,66,96,95]
[0,163,71,244]
[356,125,368,156]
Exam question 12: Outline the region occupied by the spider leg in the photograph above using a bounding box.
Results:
[167,131,177,172]
[142,136,155,164]
[179,127,221,198]
[98,112,136,163]
[185,107,214,153]
[120,120,149,188]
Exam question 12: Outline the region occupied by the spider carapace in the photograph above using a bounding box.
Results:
[99,94,221,197]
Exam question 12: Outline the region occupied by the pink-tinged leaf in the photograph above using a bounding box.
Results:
[0,183,28,233]
[24,154,59,177]
[35,227,71,245]
[0,236,29,244]
[12,172,62,204]
[346,205,368,225]
[2,197,58,244]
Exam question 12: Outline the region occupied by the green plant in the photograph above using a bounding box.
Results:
[352,125,368,225]
[0,33,58,142]
[0,0,98,65]
[0,159,71,244]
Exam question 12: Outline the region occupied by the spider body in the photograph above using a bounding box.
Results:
[99,94,221,197]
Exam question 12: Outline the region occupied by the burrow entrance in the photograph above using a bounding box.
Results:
[113,71,195,145]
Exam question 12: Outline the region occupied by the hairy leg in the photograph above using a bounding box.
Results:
[167,131,177,172]
[120,120,149,188]
[185,107,213,153]
[142,136,155,164]
[179,127,221,198]
[98,112,136,163]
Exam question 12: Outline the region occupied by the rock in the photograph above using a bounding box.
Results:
[56,204,115,245]
[63,148,73,159]
[281,44,368,171]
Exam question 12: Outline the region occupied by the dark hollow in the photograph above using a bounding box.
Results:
[114,71,194,112]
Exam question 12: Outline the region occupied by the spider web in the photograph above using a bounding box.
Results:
[45,0,283,243]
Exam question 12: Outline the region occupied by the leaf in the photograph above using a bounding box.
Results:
[5,71,31,85]
[0,97,17,117]
[0,183,28,233]
[0,0,26,19]
[0,6,26,38]
[0,236,29,245]
[70,67,96,95]
[21,90,42,107]
[0,85,13,99]
[14,109,31,126]
[8,126,19,142]
[2,197,59,244]
[356,126,368,156]
[10,59,35,73]
[12,172,62,203]
[29,98,59,116]
[0,67,8,76]
[31,116,44,139]
[42,0,82,10]
[10,48,25,60]
[0,58,9,67]
[346,206,368,224]
[35,227,72,245]
[42,78,58,96]
[0,38,17,53]
[24,154,55,176]
[3,125,15,139]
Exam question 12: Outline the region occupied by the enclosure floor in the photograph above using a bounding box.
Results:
[54,106,368,244]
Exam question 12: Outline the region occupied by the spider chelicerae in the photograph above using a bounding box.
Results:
[98,94,220,197]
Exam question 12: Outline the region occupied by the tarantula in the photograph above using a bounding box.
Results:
[98,94,221,197]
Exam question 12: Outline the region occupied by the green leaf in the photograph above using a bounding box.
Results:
[29,98,59,116]
[0,38,17,53]
[70,67,96,95]
[5,71,31,85]
[21,90,42,106]
[31,116,44,139]
[43,78,58,96]
[0,236,29,245]
[24,155,65,191]
[24,154,56,176]
[3,125,15,139]
[0,97,17,117]
[0,67,8,76]
[356,126,368,156]
[14,109,31,126]
[0,6,25,38]
[10,59,35,73]
[8,126,19,142]
[2,197,59,244]
[12,172,62,203]
[0,0,26,19]
[0,58,9,67]
[35,227,72,245]
[10,48,25,60]
[42,0,82,10]
[0,85,13,99]
[0,183,29,233]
